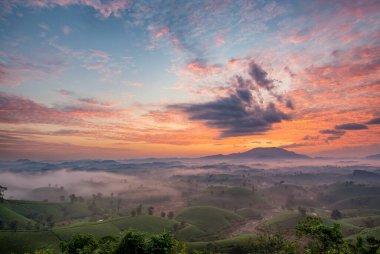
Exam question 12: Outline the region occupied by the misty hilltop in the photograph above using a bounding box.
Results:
[201,147,310,160]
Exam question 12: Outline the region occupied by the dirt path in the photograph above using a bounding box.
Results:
[229,219,263,236]
[228,209,280,237]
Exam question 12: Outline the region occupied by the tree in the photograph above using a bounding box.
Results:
[0,185,7,202]
[148,206,154,215]
[114,229,145,254]
[60,233,98,254]
[46,215,54,228]
[296,216,343,254]
[136,204,142,215]
[69,194,76,203]
[248,233,297,254]
[298,206,307,216]
[331,209,342,220]
[145,232,186,254]
[168,211,175,220]
[161,211,166,218]
[9,220,19,232]
[117,198,122,212]
[362,217,375,228]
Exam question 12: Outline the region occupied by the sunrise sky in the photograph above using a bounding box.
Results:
[0,0,379,160]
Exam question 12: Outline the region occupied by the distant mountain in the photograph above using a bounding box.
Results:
[366,154,380,159]
[201,147,310,160]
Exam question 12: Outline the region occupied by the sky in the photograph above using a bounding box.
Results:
[0,0,379,160]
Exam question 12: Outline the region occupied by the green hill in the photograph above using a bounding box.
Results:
[175,224,207,241]
[0,205,33,229]
[1,200,92,223]
[341,215,380,228]
[236,208,262,219]
[0,231,60,254]
[175,206,243,238]
[110,215,176,233]
[330,196,380,210]
[258,211,303,233]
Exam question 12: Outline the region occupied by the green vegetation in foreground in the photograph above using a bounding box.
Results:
[18,216,380,254]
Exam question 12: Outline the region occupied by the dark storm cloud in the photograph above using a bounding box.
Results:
[248,62,276,91]
[174,97,289,137]
[171,61,292,137]
[335,123,368,130]
[367,117,380,125]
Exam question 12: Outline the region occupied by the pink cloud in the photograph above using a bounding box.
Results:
[0,92,124,126]
[0,51,65,86]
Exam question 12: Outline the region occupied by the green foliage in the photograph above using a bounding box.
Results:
[60,230,186,254]
[33,249,55,254]
[145,231,186,254]
[297,216,343,253]
[114,229,146,254]
[60,233,98,254]
[248,234,297,254]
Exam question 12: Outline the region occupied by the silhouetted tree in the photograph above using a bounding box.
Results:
[69,194,76,203]
[117,198,122,212]
[0,185,7,202]
[298,206,307,216]
[168,211,174,220]
[136,204,142,215]
[9,220,19,232]
[114,230,145,254]
[331,209,342,220]
[148,206,154,215]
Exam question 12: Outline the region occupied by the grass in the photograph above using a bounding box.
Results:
[0,231,60,254]
[330,196,380,210]
[341,215,380,228]
[236,208,262,220]
[175,225,207,241]
[0,205,33,229]
[110,215,176,233]
[187,233,257,251]
[53,222,121,241]
[176,206,243,236]
[258,211,303,233]
[0,214,179,253]
[1,200,92,223]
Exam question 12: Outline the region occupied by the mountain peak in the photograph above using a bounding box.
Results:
[202,147,309,160]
